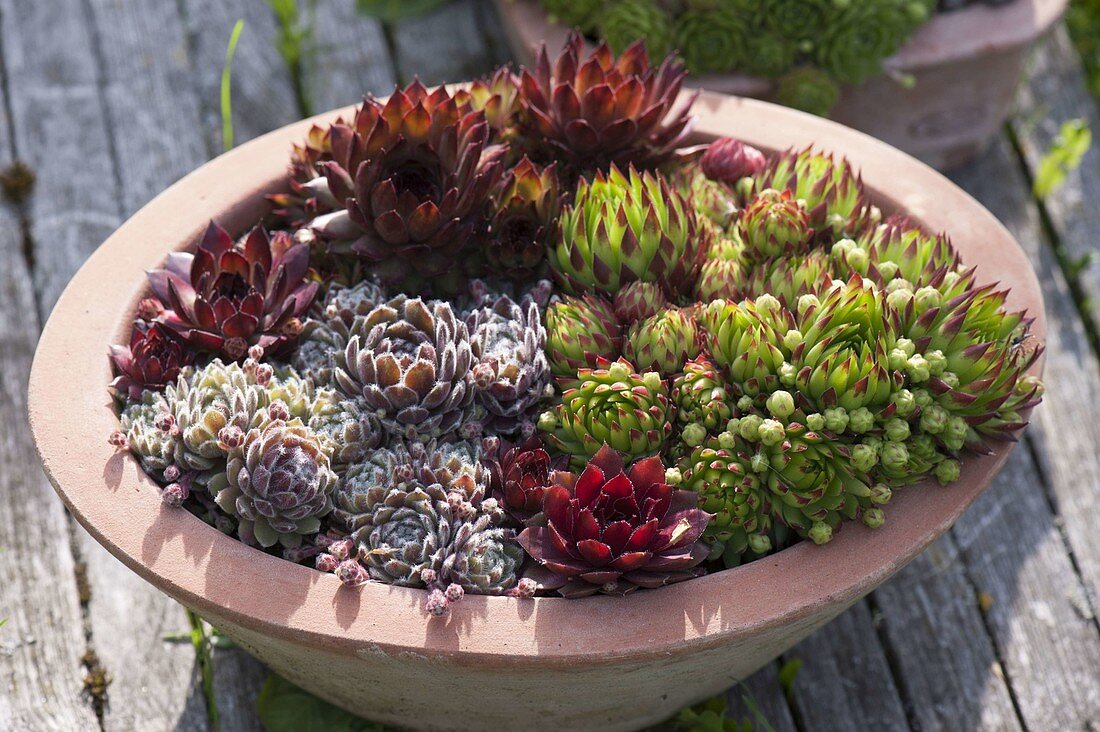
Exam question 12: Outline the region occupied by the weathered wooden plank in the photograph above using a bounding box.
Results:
[389,0,499,86]
[725,662,797,732]
[0,0,122,317]
[474,0,520,69]
[182,0,301,149]
[784,601,910,732]
[0,225,98,732]
[210,646,267,732]
[872,535,1023,731]
[305,0,398,112]
[948,135,1100,728]
[1009,25,1100,624]
[1013,27,1100,323]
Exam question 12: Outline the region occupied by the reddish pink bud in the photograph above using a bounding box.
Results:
[136,297,164,321]
[700,137,766,184]
[420,568,438,585]
[248,344,265,361]
[224,337,248,361]
[154,411,175,433]
[335,559,368,587]
[162,464,181,482]
[444,583,464,603]
[315,553,339,573]
[425,588,449,616]
[254,364,274,385]
[328,538,354,561]
[161,482,188,506]
[108,430,128,449]
[508,577,537,599]
[218,425,245,450]
[268,400,290,422]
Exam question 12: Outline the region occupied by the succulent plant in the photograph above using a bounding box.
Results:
[118,391,182,483]
[164,357,280,476]
[737,188,813,262]
[699,297,792,398]
[540,0,606,32]
[467,294,552,436]
[700,137,768,186]
[518,444,710,597]
[776,67,842,117]
[452,66,521,140]
[269,122,341,228]
[308,389,382,467]
[147,223,318,360]
[678,441,774,559]
[598,0,675,59]
[676,6,746,74]
[669,165,738,228]
[792,276,900,413]
[335,295,476,442]
[551,165,706,297]
[858,221,962,288]
[309,81,501,293]
[485,158,561,281]
[487,436,567,525]
[671,357,734,431]
[539,357,673,466]
[320,279,388,329]
[291,319,346,387]
[544,294,621,380]
[694,260,745,302]
[816,1,932,85]
[623,308,701,377]
[109,322,195,401]
[613,281,668,326]
[515,32,694,174]
[740,30,799,78]
[212,418,337,548]
[756,147,873,239]
[330,441,521,611]
[742,251,832,307]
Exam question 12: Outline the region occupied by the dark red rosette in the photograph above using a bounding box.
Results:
[108,321,195,400]
[518,444,711,598]
[146,222,318,360]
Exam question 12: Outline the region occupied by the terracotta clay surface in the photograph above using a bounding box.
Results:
[494,0,1067,169]
[28,93,1045,731]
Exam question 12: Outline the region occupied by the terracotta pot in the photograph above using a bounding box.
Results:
[28,93,1044,731]
[493,0,1067,170]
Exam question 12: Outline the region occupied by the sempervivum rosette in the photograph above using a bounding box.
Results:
[518,444,711,597]
[551,165,706,297]
[736,188,814,262]
[623,308,701,377]
[676,6,747,75]
[467,294,553,436]
[816,1,933,85]
[755,147,876,240]
[539,357,673,466]
[147,223,318,360]
[515,32,695,175]
[213,418,338,548]
[308,81,501,292]
[672,358,734,433]
[699,296,794,399]
[327,441,523,615]
[487,436,567,526]
[598,0,674,59]
[485,158,561,281]
[109,322,195,401]
[613,281,667,326]
[544,294,621,381]
[336,295,476,442]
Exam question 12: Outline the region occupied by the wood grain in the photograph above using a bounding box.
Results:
[949,134,1100,728]
[305,0,397,112]
[389,0,501,85]
[1009,26,1100,626]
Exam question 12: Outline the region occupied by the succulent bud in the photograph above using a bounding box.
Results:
[248,344,265,361]
[137,297,165,321]
[738,414,764,441]
[315,553,339,573]
[934,459,961,485]
[759,419,786,446]
[766,390,796,418]
[892,389,917,417]
[664,467,683,486]
[914,286,942,312]
[425,588,450,616]
[884,417,911,442]
[919,404,949,434]
[806,413,826,431]
[335,559,369,588]
[823,407,849,433]
[808,522,833,545]
[851,444,879,472]
[162,464,181,482]
[750,452,769,473]
[613,281,667,325]
[906,354,930,383]
[747,533,773,555]
[880,442,909,471]
[268,400,291,422]
[862,508,886,529]
[844,405,871,433]
[700,137,767,184]
[681,422,708,447]
[509,577,538,599]
[161,481,188,507]
[217,425,245,450]
[108,430,129,449]
[925,349,948,377]
[444,583,465,603]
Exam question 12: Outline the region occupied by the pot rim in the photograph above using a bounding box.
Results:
[28,91,1045,667]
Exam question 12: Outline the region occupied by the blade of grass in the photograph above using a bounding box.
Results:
[221,19,245,153]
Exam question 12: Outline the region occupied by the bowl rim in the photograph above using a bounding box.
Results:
[28,91,1045,667]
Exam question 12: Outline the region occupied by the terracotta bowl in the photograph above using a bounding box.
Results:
[28,93,1044,731]
[494,0,1067,170]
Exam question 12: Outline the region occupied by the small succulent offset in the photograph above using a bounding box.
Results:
[110,35,1042,616]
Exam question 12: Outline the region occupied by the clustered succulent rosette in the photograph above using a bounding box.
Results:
[109,37,1041,615]
[535,0,937,117]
